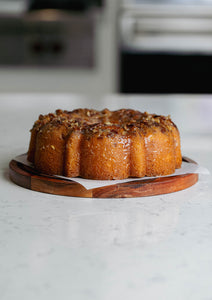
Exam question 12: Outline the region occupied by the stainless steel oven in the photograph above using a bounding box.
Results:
[119,1,212,93]
[0,0,103,68]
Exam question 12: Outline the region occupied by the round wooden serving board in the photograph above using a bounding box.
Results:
[9,156,198,198]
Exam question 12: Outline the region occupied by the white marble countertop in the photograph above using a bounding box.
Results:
[0,94,212,300]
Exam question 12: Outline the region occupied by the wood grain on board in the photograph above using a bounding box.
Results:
[9,156,199,198]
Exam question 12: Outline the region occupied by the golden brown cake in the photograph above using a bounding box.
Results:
[27,108,182,180]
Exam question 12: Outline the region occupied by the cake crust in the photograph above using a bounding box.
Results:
[28,108,182,180]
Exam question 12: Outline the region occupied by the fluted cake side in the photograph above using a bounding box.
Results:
[27,108,182,180]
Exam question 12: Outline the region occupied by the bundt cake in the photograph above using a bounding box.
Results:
[27,108,182,180]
